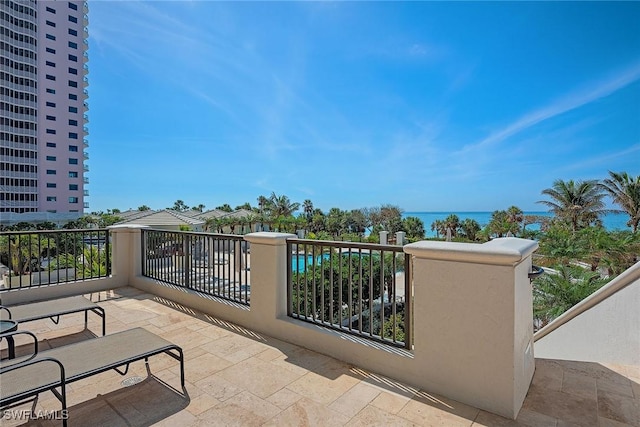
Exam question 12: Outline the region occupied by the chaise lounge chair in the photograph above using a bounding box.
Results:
[0,327,185,427]
[0,295,106,336]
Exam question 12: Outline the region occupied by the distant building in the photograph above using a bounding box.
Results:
[1,0,89,225]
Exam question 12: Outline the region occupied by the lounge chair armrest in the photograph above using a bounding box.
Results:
[0,330,39,358]
[0,306,11,319]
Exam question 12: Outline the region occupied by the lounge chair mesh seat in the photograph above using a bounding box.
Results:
[0,296,106,336]
[1,357,65,400]
[5,328,183,385]
[1,327,185,426]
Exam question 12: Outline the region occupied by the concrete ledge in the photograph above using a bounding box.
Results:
[244,232,296,246]
[404,237,538,266]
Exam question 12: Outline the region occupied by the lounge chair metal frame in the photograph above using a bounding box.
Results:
[0,331,68,426]
[0,327,185,427]
[0,296,106,336]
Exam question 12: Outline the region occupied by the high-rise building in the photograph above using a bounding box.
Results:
[1,0,89,225]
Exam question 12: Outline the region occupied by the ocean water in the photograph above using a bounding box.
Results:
[403,211,632,238]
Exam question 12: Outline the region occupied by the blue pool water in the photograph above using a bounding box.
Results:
[292,253,330,273]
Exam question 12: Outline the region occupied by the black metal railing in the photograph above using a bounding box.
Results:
[141,230,250,305]
[287,238,412,349]
[0,229,111,290]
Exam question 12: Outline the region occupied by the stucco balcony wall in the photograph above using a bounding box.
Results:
[0,226,539,420]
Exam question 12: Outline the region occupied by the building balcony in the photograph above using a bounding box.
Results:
[1,227,638,426]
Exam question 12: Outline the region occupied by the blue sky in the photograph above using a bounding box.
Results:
[87,1,640,213]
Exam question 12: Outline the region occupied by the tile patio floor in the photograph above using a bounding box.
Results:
[1,287,638,426]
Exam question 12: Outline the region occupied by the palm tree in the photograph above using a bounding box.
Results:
[460,218,481,241]
[506,206,524,234]
[600,171,640,233]
[269,192,300,218]
[257,195,269,215]
[532,265,607,328]
[203,217,218,233]
[431,220,444,238]
[170,200,189,212]
[303,199,314,223]
[443,214,460,238]
[538,179,607,232]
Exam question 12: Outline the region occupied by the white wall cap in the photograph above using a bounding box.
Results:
[404,237,538,266]
[107,224,151,230]
[244,232,297,245]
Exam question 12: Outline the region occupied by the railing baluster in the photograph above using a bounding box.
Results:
[0,228,111,291]
[284,238,411,349]
[137,230,249,306]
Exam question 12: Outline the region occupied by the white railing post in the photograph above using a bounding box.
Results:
[243,232,296,331]
[404,237,538,419]
[108,225,149,285]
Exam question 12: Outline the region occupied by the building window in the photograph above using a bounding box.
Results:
[68,41,78,49]
[46,47,56,54]
[69,54,78,62]
[69,119,78,126]
[68,67,78,75]
[46,170,56,175]
[68,28,78,36]
[46,102,56,107]
[46,156,56,161]
[46,34,56,40]
[46,61,56,67]
[69,15,78,23]
[69,145,78,152]
[46,20,56,27]
[69,184,78,190]
[69,93,78,100]
[46,88,56,94]
[69,133,78,140]
[69,2,78,10]
[46,129,56,135]
[46,6,56,13]
[69,106,78,113]
[69,171,78,178]
[46,142,57,148]
[46,196,57,202]
[69,158,78,165]
[46,183,56,188]
[69,197,79,203]
[46,75,56,81]
[46,115,56,121]
[68,80,78,87]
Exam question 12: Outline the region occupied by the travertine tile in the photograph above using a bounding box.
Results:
[328,382,381,418]
[216,354,303,399]
[398,393,479,427]
[522,386,598,426]
[264,397,351,427]
[370,390,412,414]
[515,408,558,427]
[175,351,234,380]
[597,377,635,399]
[472,410,523,426]
[199,334,268,364]
[186,393,221,416]
[598,416,635,427]
[194,373,245,402]
[266,387,304,409]
[532,359,563,392]
[349,404,419,426]
[562,371,597,400]
[597,389,640,426]
[286,370,360,406]
[195,391,280,426]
